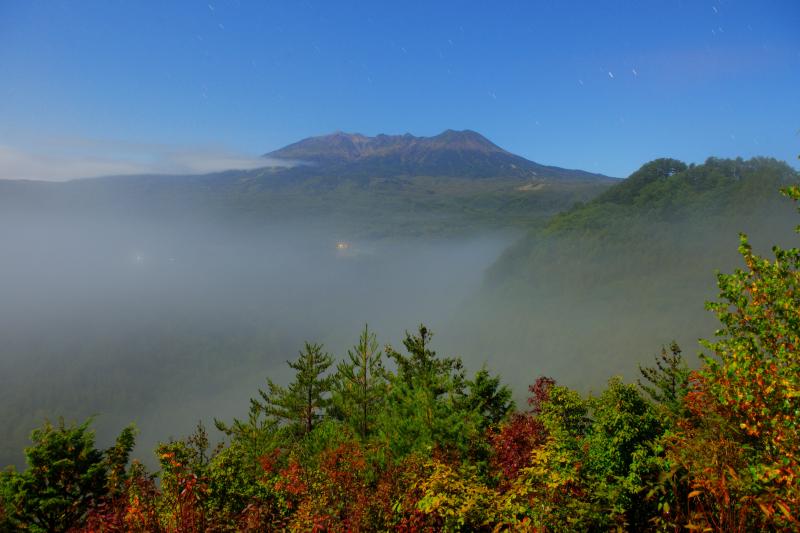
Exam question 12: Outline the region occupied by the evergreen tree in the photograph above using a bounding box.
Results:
[258,342,335,437]
[332,325,388,439]
[3,419,135,533]
[380,325,478,458]
[214,398,281,465]
[637,341,691,418]
[464,366,514,431]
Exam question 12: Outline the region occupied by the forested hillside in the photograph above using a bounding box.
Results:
[2,186,799,530]
[491,157,797,285]
[456,157,800,391]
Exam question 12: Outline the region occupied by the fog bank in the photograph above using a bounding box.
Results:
[0,213,513,467]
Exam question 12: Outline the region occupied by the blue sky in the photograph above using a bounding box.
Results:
[0,0,798,179]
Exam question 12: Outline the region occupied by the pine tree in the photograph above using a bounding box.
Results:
[332,325,388,439]
[380,325,478,457]
[257,342,334,437]
[637,341,690,418]
[465,366,514,431]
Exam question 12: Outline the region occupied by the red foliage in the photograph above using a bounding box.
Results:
[159,451,209,533]
[491,376,554,485]
[527,376,556,414]
[258,448,281,475]
[275,460,307,500]
[490,413,545,484]
[270,441,388,531]
[79,462,161,532]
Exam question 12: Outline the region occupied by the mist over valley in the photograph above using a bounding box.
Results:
[1,132,796,473]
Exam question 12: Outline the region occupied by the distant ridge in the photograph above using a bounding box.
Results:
[0,129,617,235]
[265,130,611,181]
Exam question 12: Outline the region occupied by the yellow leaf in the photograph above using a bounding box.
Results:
[777,502,794,521]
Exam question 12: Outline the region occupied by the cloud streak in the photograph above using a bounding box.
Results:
[0,136,291,181]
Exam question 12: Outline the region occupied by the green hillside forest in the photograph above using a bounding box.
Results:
[1,176,799,530]
[461,157,800,392]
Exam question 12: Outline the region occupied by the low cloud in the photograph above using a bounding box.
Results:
[0,136,292,181]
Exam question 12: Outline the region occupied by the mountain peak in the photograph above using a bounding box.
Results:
[265,129,504,163]
[436,128,484,139]
[428,129,505,153]
[264,130,611,181]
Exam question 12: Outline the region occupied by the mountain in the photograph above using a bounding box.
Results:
[0,130,617,237]
[265,129,611,181]
[267,130,511,163]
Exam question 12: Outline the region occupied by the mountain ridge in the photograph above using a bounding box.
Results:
[265,129,612,181]
[265,130,507,162]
